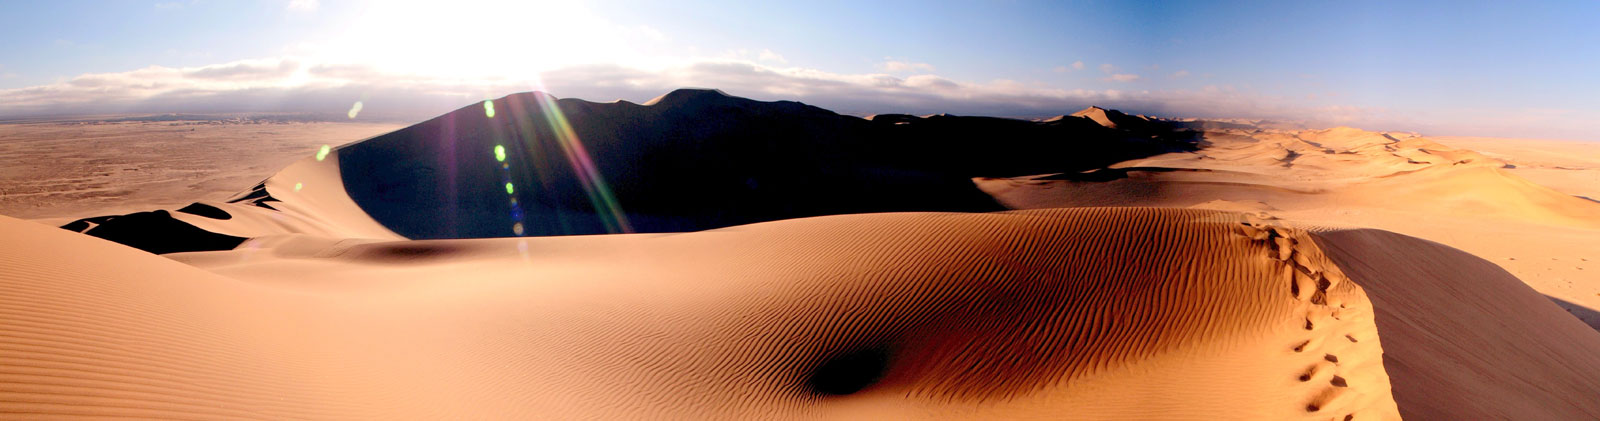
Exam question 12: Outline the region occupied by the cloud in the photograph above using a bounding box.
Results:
[1052,61,1085,73]
[0,55,1590,139]
[286,0,318,12]
[1103,74,1141,82]
[1099,63,1117,74]
[184,59,300,80]
[0,55,1288,126]
[757,49,787,64]
[720,49,788,65]
[1170,70,1190,79]
[881,60,935,73]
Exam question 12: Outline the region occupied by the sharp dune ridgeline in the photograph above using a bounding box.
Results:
[3,89,1600,419]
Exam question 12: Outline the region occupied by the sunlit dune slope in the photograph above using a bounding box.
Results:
[4,208,1411,419]
[975,124,1600,332]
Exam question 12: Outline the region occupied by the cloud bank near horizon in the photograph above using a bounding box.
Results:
[0,55,1592,140]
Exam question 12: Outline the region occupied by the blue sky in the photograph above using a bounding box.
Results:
[2,0,1596,139]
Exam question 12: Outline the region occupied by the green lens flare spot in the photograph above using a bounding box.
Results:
[294,182,303,192]
[484,100,496,118]
[315,145,331,161]
[494,144,506,162]
[504,182,515,195]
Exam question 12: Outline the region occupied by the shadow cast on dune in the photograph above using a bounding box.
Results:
[1547,294,1600,331]
[60,210,248,255]
[1312,229,1600,419]
[336,89,1195,239]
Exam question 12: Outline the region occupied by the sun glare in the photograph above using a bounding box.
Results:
[310,0,655,85]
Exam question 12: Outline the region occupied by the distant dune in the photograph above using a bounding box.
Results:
[3,89,1599,419]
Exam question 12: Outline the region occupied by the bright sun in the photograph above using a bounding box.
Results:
[317,0,654,83]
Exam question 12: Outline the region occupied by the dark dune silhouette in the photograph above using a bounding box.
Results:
[336,88,1195,239]
[60,210,247,255]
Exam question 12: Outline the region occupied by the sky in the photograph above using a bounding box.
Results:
[1,0,1597,139]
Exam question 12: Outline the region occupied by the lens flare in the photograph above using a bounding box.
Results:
[316,145,331,161]
[347,101,364,119]
[484,100,496,118]
[294,182,303,192]
[529,93,633,233]
[494,144,507,162]
[504,182,515,195]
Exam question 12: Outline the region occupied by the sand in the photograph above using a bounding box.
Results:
[3,90,1599,418]
[977,127,1600,330]
[4,208,1412,419]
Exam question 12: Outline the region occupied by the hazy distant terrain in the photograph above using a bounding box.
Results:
[0,118,403,220]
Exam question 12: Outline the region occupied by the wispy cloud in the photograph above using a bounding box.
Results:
[721,49,788,65]
[1052,61,1085,73]
[286,0,318,12]
[1,55,1588,139]
[881,60,936,73]
[1103,74,1141,82]
[757,49,787,64]
[1170,70,1190,79]
[0,55,1371,126]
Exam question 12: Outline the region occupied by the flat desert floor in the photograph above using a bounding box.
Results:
[0,119,404,221]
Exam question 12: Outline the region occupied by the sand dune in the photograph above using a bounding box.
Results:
[977,124,1600,329]
[4,89,1599,418]
[7,207,1412,419]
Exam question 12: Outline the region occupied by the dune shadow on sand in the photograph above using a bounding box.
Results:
[1546,294,1600,332]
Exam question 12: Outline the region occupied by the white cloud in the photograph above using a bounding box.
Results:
[0,55,1307,123]
[1073,61,1085,70]
[757,49,787,64]
[1170,70,1190,79]
[1099,63,1117,74]
[882,60,935,73]
[0,54,1588,140]
[1104,74,1141,82]
[287,0,318,12]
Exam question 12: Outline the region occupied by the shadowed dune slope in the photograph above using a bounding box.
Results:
[4,208,1399,419]
[1312,229,1600,419]
[335,89,1192,239]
